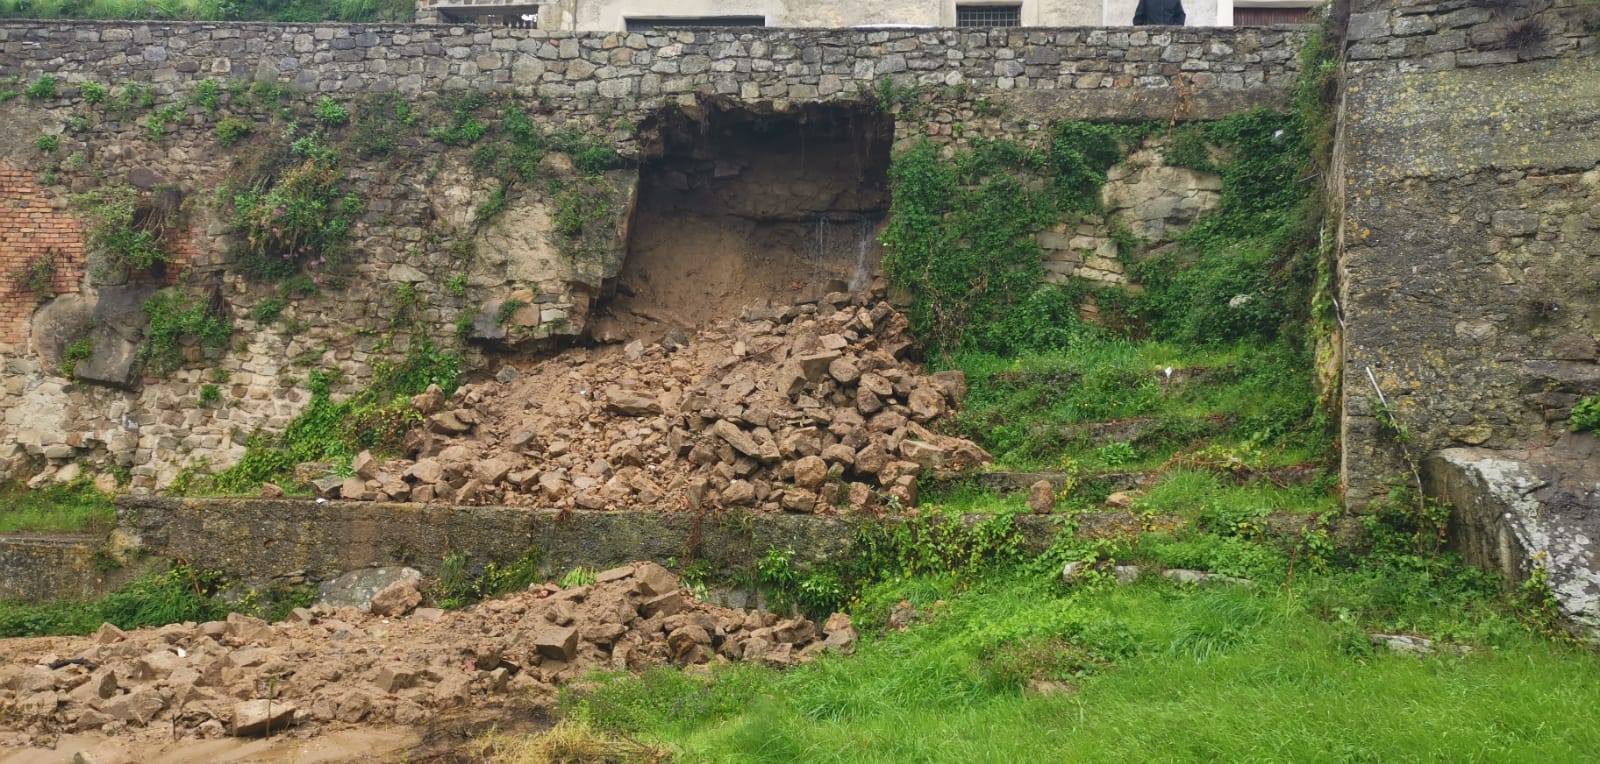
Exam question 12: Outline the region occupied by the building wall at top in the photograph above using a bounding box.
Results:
[420,0,1227,29]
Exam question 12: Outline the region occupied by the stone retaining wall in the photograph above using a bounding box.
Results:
[1,21,1305,120]
[0,20,1307,491]
[1335,0,1600,506]
[0,534,109,601]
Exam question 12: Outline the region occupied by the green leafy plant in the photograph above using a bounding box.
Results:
[25,74,58,100]
[139,290,232,375]
[446,272,469,297]
[559,566,598,588]
[61,336,92,377]
[10,252,56,295]
[200,383,222,405]
[249,296,287,324]
[1568,394,1600,433]
[74,184,174,275]
[429,91,489,146]
[190,78,222,111]
[313,96,349,127]
[203,341,461,493]
[34,134,59,153]
[222,148,361,277]
[79,80,107,104]
[214,116,253,146]
[142,103,185,140]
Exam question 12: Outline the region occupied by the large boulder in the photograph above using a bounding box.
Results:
[318,567,423,611]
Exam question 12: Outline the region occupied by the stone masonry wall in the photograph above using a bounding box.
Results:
[1336,0,1600,507]
[0,20,1306,491]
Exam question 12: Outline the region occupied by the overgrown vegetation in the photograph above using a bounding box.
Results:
[435,550,545,610]
[1569,394,1600,433]
[219,135,362,279]
[138,289,232,375]
[0,565,226,638]
[0,479,114,534]
[73,184,176,275]
[196,341,462,494]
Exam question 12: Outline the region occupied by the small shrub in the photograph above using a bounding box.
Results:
[139,290,232,375]
[497,298,528,326]
[559,567,597,588]
[429,91,490,146]
[1570,394,1600,433]
[214,116,253,146]
[79,81,107,104]
[143,104,185,140]
[107,82,155,115]
[74,185,174,274]
[25,74,58,100]
[223,152,361,275]
[61,337,92,377]
[10,253,56,295]
[475,184,509,224]
[446,272,469,297]
[249,296,287,324]
[34,134,59,153]
[313,96,349,127]
[199,383,222,405]
[190,78,222,111]
[1163,126,1215,172]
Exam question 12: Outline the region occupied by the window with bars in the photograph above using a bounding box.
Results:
[956,4,1022,27]
[624,16,767,31]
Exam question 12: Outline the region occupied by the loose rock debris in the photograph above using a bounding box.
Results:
[300,285,991,512]
[0,562,855,750]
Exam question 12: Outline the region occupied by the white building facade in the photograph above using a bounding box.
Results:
[417,0,1320,30]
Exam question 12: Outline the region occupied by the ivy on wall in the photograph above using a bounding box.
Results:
[881,122,1150,356]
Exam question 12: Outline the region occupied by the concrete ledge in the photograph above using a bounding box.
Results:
[114,497,1355,585]
[0,533,111,601]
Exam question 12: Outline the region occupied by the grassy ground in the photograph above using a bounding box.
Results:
[560,566,1600,763]
[515,331,1600,762]
[0,480,115,534]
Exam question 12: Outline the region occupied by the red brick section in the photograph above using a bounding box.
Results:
[0,162,86,346]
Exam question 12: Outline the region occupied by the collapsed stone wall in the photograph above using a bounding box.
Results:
[1336,0,1600,629]
[0,20,1306,490]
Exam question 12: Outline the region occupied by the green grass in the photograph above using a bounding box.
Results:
[0,565,227,638]
[0,480,115,534]
[565,559,1600,763]
[0,0,415,22]
[949,339,1326,472]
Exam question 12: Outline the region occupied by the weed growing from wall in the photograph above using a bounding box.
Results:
[201,341,462,494]
[73,184,176,276]
[139,290,232,375]
[1567,394,1600,433]
[220,137,361,278]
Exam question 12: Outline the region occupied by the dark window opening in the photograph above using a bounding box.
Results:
[624,16,767,31]
[956,4,1022,27]
[438,4,540,28]
[1233,6,1315,24]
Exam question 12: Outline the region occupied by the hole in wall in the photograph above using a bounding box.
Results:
[598,98,894,338]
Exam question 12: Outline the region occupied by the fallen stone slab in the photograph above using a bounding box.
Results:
[232,699,297,737]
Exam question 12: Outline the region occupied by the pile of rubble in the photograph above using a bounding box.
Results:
[0,562,855,748]
[308,284,990,512]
